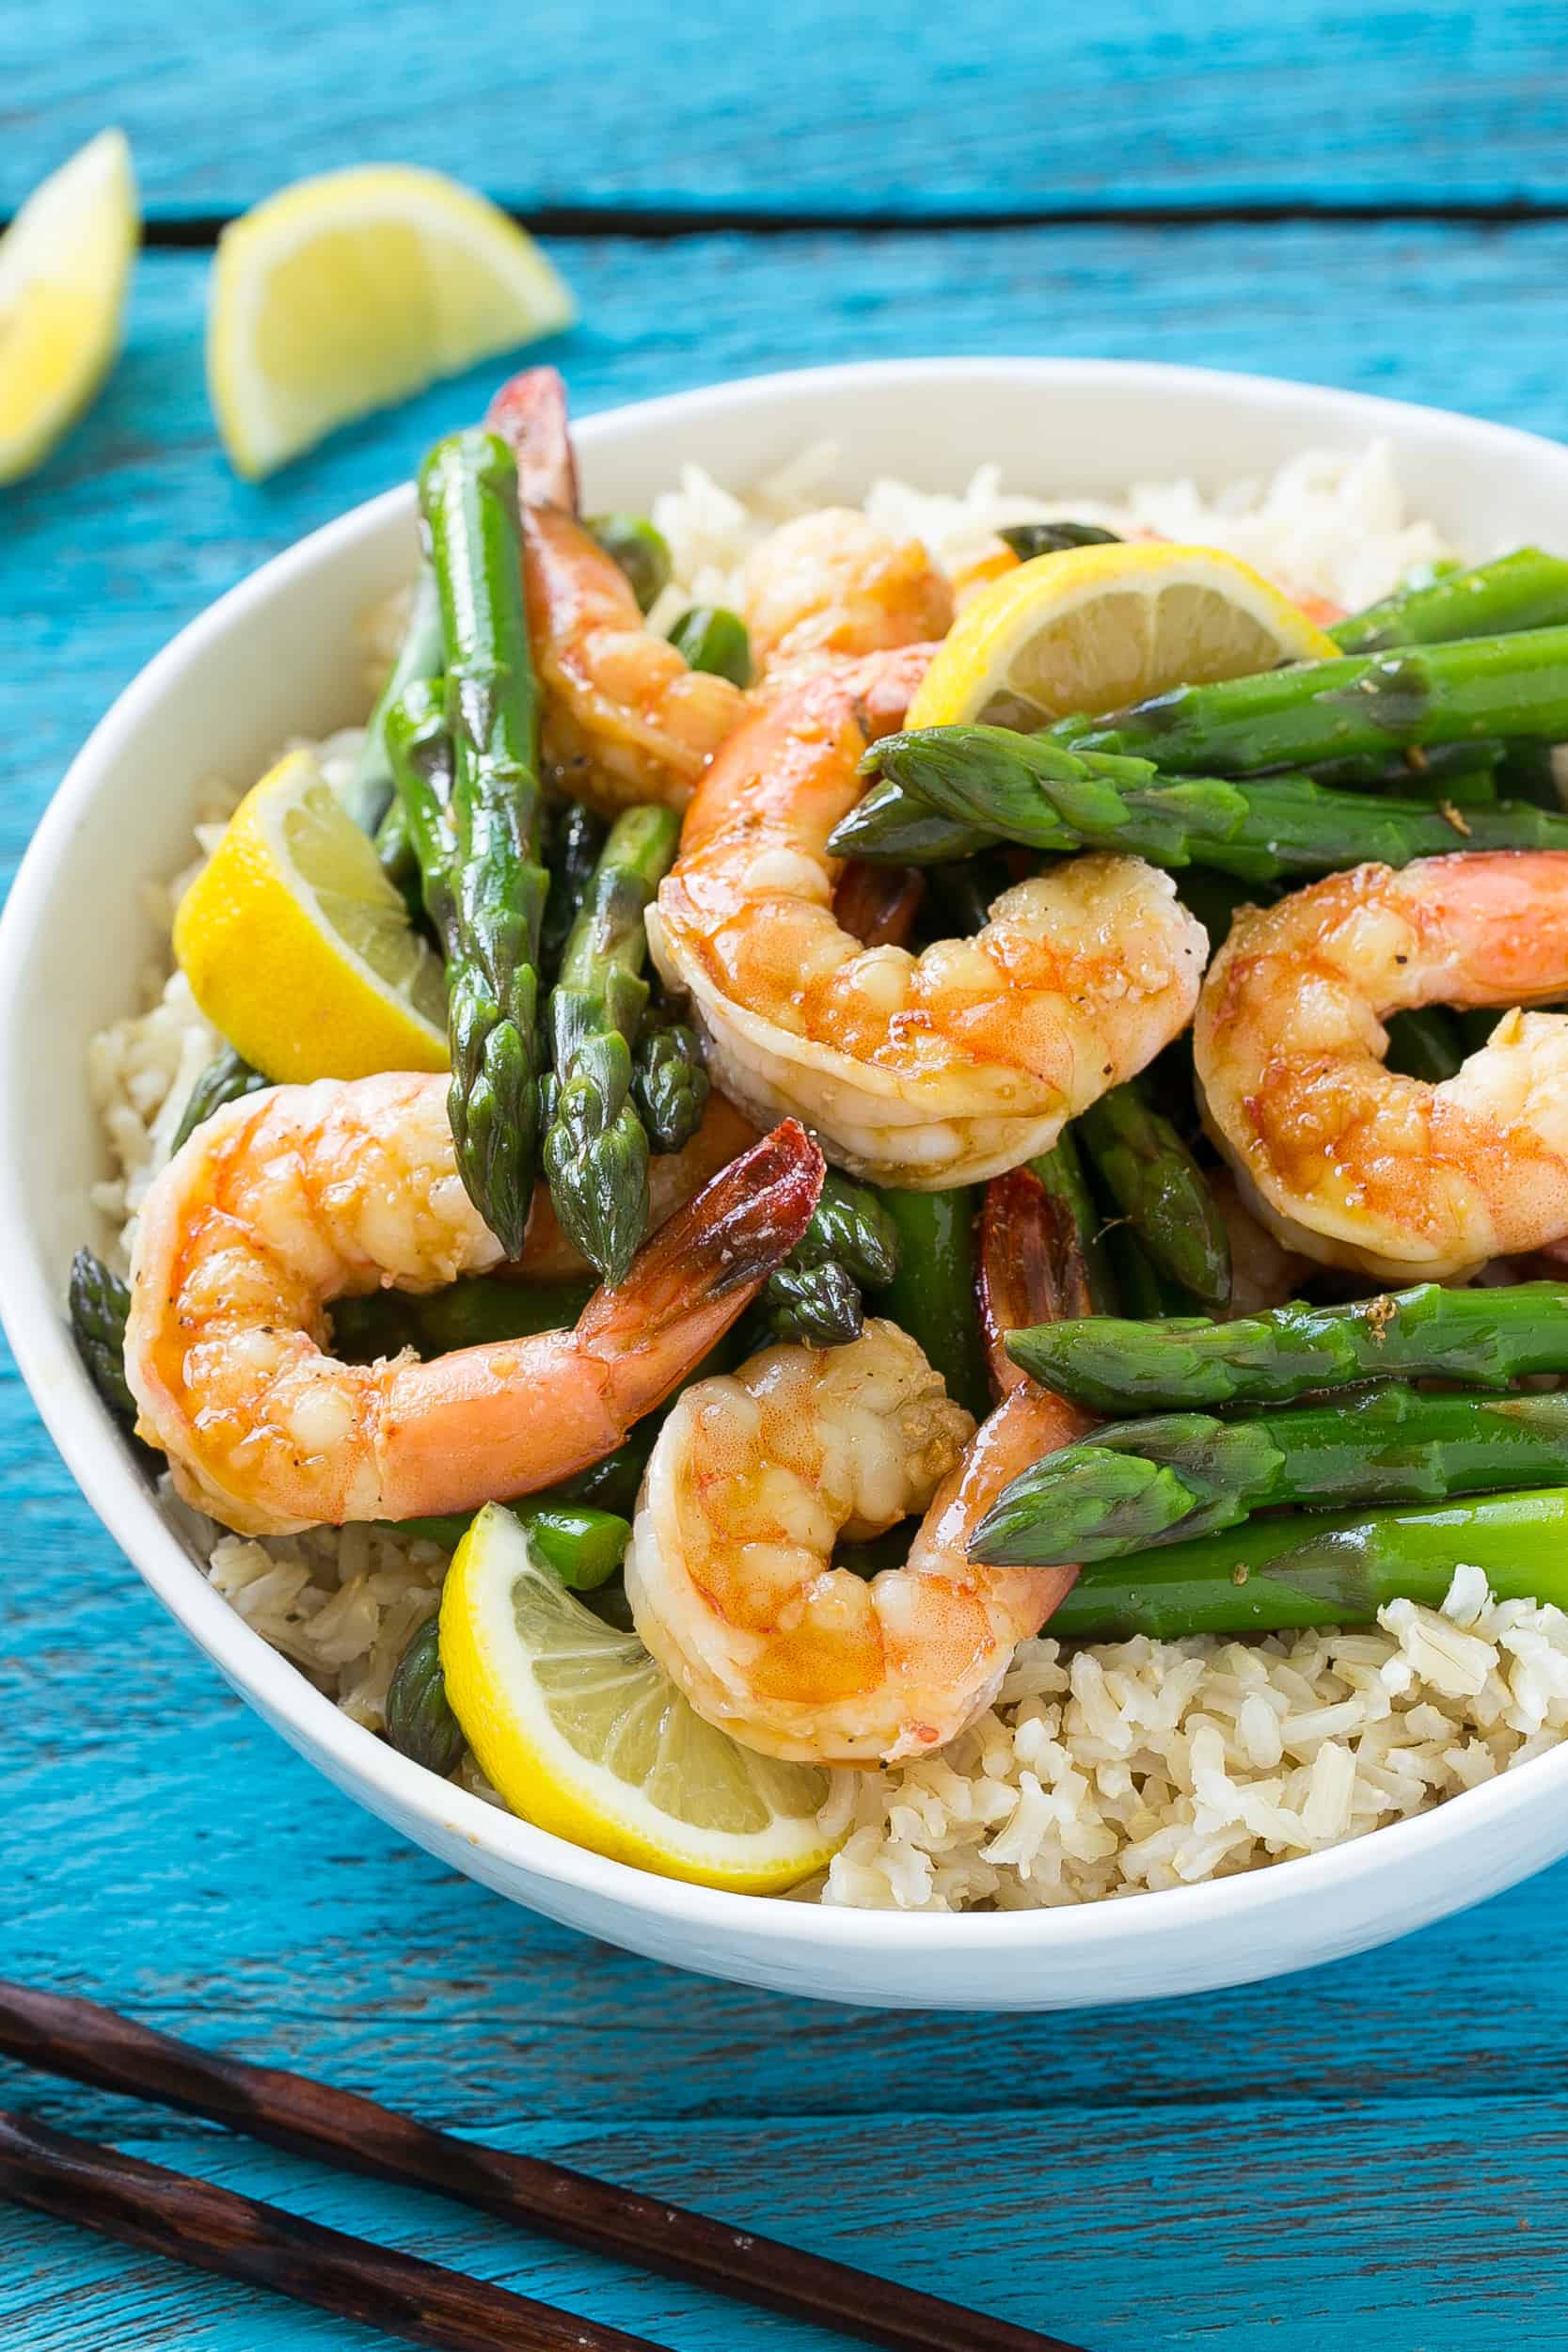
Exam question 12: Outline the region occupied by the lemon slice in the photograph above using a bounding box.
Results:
[441,1504,846,1894]
[173,748,449,1082]
[0,129,139,485]
[908,542,1340,731]
[207,164,577,478]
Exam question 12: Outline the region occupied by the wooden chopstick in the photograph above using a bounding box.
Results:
[0,2107,665,2352]
[0,1978,1085,2352]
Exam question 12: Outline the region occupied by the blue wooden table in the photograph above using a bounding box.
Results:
[7,8,1568,2344]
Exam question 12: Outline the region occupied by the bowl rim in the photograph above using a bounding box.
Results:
[9,350,1568,1959]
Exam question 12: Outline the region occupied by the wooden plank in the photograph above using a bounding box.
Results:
[4,0,1568,218]
[0,2099,1560,2349]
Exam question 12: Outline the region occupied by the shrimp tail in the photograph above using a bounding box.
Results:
[977,1167,1095,1398]
[581,1119,826,1411]
[486,366,578,513]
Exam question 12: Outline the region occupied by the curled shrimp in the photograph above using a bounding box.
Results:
[125,1073,821,1536]
[648,649,1208,1188]
[1196,851,1568,1280]
[486,370,748,813]
[626,1167,1091,1766]
[740,507,954,678]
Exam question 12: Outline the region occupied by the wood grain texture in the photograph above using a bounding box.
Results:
[4,0,1568,219]
[10,219,1568,885]
[8,218,1568,2349]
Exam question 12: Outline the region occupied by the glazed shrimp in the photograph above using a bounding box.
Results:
[125,1073,821,1536]
[740,507,954,678]
[626,1168,1092,1766]
[649,651,1208,1187]
[486,370,748,813]
[1196,852,1568,1280]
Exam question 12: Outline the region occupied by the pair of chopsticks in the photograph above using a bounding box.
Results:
[0,1979,1087,2352]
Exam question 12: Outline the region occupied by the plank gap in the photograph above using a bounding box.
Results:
[15,196,1568,246]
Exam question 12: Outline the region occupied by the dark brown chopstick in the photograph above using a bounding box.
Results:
[0,1977,1085,2352]
[0,2108,663,2352]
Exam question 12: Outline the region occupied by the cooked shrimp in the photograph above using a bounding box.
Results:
[1196,852,1568,1280]
[626,1168,1092,1766]
[125,1073,821,1536]
[649,652,1208,1187]
[486,370,748,813]
[740,507,954,677]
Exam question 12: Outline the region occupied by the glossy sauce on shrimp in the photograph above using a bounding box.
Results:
[1196,851,1568,1279]
[626,1166,1092,1766]
[650,649,1208,1187]
[487,370,748,813]
[126,1073,820,1534]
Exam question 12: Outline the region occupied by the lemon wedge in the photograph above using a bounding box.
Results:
[0,129,138,485]
[908,541,1340,731]
[441,1504,846,1894]
[173,748,449,1081]
[207,164,576,478]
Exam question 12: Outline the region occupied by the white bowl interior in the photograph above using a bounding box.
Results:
[9,358,1568,2008]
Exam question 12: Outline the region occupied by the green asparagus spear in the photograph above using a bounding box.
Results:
[999,520,1121,559]
[170,1046,271,1152]
[1006,1279,1568,1413]
[68,1248,138,1425]
[1030,1133,1118,1315]
[1053,626,1568,777]
[340,564,445,835]
[1384,1006,1465,1083]
[523,1502,632,1589]
[668,605,752,688]
[1301,738,1506,795]
[386,1503,632,1589]
[830,771,990,866]
[1383,755,1499,805]
[386,681,459,941]
[540,803,608,977]
[420,428,549,1256]
[1077,1081,1231,1312]
[385,1617,465,1774]
[629,1005,710,1152]
[374,801,420,918]
[753,1259,866,1346]
[974,1384,1568,1567]
[801,1170,901,1290]
[836,723,1568,881]
[875,1185,990,1420]
[586,513,673,613]
[1496,740,1564,811]
[542,803,681,1283]
[1103,1226,1198,1321]
[755,1170,903,1347]
[1330,548,1568,655]
[333,1275,595,1364]
[1043,1488,1568,1643]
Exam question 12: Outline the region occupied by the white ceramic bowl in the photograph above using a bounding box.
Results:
[8,358,1568,2010]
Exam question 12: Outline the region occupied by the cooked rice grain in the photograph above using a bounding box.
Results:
[818,1579,1568,1911]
